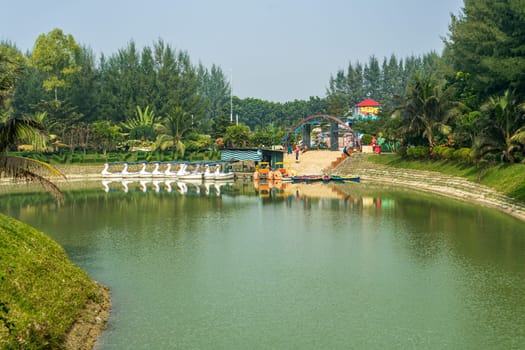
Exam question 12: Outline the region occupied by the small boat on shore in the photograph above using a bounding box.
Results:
[322,175,360,183]
[292,175,324,183]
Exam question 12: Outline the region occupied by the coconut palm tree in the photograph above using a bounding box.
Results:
[154,106,193,158]
[510,126,525,146]
[395,74,460,148]
[0,115,66,202]
[1,48,66,201]
[473,90,525,163]
[121,105,160,144]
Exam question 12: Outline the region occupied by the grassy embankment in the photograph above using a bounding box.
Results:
[368,153,525,202]
[0,213,103,348]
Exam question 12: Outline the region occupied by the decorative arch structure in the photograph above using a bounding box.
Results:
[283,114,358,151]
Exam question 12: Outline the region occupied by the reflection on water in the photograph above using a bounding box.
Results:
[1,181,525,349]
[100,179,234,195]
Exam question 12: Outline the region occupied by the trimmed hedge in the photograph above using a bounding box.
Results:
[431,146,473,163]
[7,149,222,165]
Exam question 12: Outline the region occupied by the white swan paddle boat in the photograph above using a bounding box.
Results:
[151,163,164,178]
[213,165,235,181]
[178,164,204,181]
[164,163,180,178]
[139,163,152,178]
[101,163,124,178]
[121,163,140,178]
[102,162,236,182]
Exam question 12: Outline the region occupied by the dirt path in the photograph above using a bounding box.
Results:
[283,150,342,175]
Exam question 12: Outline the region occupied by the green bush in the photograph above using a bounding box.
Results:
[71,153,84,163]
[136,151,148,162]
[189,152,204,161]
[432,146,444,159]
[107,153,120,162]
[432,146,454,160]
[453,147,473,163]
[51,153,68,164]
[406,146,430,159]
[361,134,373,145]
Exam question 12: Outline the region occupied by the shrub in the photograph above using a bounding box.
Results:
[453,147,473,163]
[71,153,84,163]
[433,146,455,160]
[432,146,446,159]
[361,134,373,145]
[136,151,148,162]
[51,153,68,164]
[406,146,430,159]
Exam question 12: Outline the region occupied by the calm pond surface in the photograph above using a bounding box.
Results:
[1,180,525,349]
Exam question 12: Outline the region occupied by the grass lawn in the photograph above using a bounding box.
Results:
[0,213,101,348]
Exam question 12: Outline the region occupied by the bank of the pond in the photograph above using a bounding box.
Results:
[0,213,110,349]
[332,152,525,222]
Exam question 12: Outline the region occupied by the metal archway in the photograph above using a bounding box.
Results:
[282,114,358,151]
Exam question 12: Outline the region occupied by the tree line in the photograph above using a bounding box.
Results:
[329,0,525,164]
[1,0,525,165]
[1,32,331,154]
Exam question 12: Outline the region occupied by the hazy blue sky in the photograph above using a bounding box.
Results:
[2,0,464,102]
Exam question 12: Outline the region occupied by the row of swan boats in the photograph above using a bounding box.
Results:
[101,179,231,195]
[101,162,235,181]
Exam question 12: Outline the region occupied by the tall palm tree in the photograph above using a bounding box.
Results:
[0,116,66,202]
[395,74,460,148]
[474,90,525,163]
[121,105,160,142]
[154,106,193,158]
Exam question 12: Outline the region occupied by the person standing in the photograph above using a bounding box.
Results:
[295,145,300,161]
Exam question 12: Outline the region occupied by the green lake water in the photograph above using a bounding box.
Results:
[1,180,524,349]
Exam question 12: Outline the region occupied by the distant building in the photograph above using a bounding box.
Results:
[352,99,383,120]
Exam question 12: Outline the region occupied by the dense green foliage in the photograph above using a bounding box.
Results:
[1,44,66,202]
[347,1,525,166]
[0,213,101,348]
[326,53,444,116]
[445,0,525,104]
[1,0,525,166]
[2,33,331,155]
